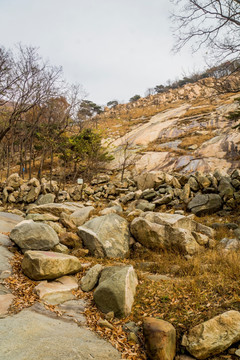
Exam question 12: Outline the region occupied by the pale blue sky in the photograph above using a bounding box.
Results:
[0,0,206,104]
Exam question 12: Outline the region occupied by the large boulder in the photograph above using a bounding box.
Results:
[182,310,240,359]
[21,250,82,280]
[130,217,165,250]
[94,265,138,318]
[10,220,59,251]
[78,214,130,258]
[188,194,222,216]
[130,215,201,255]
[143,317,176,360]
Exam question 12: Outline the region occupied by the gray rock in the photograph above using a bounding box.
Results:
[25,186,41,203]
[0,234,12,247]
[188,176,199,192]
[5,173,23,189]
[26,213,59,222]
[10,220,59,251]
[0,307,121,360]
[34,276,79,304]
[94,265,138,318]
[0,212,24,232]
[70,206,94,227]
[36,193,56,205]
[135,199,155,211]
[182,310,240,359]
[80,264,103,292]
[130,217,165,250]
[78,213,130,258]
[0,246,13,279]
[188,194,222,216]
[21,250,82,280]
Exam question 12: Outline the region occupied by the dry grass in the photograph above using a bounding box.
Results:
[180,105,216,119]
[97,101,184,138]
[179,133,215,149]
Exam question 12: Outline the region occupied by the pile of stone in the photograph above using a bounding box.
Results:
[2,169,240,218]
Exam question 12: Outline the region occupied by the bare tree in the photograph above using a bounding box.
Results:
[0,45,61,143]
[171,0,240,63]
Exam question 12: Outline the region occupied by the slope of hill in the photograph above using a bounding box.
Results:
[97,76,240,176]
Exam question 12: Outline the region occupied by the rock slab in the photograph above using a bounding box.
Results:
[0,308,121,360]
[21,250,82,280]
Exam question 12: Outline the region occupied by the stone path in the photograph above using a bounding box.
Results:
[0,213,121,360]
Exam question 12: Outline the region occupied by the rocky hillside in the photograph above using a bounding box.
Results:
[97,76,240,176]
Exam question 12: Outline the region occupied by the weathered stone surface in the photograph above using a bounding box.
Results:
[143,317,176,360]
[21,250,82,280]
[60,212,77,230]
[135,171,165,190]
[0,307,121,360]
[25,185,41,203]
[10,220,59,251]
[59,232,81,248]
[135,199,155,211]
[165,226,201,255]
[130,217,165,250]
[182,310,240,359]
[70,206,94,226]
[28,202,83,217]
[0,246,13,279]
[78,213,130,258]
[131,215,201,254]
[26,213,59,222]
[91,174,110,184]
[80,264,103,292]
[0,293,14,317]
[0,234,12,247]
[0,212,24,233]
[5,173,23,189]
[94,265,138,318]
[34,276,79,304]
[52,243,69,254]
[188,194,222,216]
[36,193,56,205]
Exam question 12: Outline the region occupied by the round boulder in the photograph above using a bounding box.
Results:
[10,220,59,251]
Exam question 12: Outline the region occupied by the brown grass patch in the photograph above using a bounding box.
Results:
[179,133,215,149]
[180,105,216,118]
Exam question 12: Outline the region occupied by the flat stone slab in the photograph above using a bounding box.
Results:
[0,234,12,247]
[0,246,13,279]
[0,293,14,318]
[0,212,24,233]
[34,276,79,305]
[0,307,121,360]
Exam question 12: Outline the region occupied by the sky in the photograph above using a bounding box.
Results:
[0,0,207,105]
